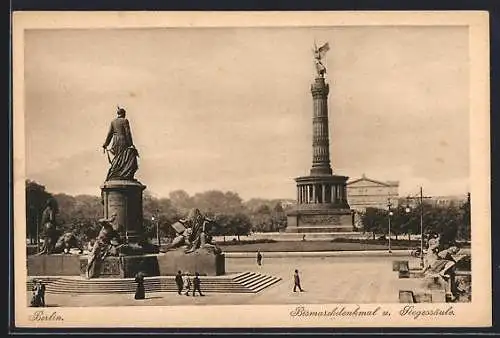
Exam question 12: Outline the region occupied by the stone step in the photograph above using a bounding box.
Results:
[293,227,354,233]
[26,272,281,294]
[252,277,282,293]
[241,275,272,288]
[232,272,253,282]
[233,272,259,284]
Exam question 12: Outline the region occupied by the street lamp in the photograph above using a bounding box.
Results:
[405,187,429,268]
[151,209,160,247]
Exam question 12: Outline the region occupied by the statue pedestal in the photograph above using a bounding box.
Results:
[157,249,225,276]
[287,175,355,233]
[27,250,226,278]
[27,254,81,276]
[78,250,225,278]
[79,255,160,278]
[101,179,146,246]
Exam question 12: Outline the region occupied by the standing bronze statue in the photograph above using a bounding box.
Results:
[102,106,139,181]
[36,198,59,255]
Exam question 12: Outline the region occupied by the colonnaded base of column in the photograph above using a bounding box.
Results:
[285,208,355,233]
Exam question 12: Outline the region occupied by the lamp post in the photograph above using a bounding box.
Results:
[151,209,160,247]
[387,199,393,253]
[405,187,430,268]
[35,209,40,253]
[419,187,424,268]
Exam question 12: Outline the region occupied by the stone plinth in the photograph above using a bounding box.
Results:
[79,255,160,278]
[101,179,146,244]
[27,254,82,276]
[287,174,353,234]
[286,207,354,233]
[157,250,225,276]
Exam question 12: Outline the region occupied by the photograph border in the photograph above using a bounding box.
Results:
[10,10,493,331]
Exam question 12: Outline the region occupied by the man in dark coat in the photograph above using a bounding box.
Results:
[175,270,184,295]
[38,281,46,306]
[256,250,262,266]
[293,269,304,292]
[192,272,205,297]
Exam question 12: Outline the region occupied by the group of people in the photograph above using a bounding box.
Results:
[175,271,204,297]
[30,280,46,307]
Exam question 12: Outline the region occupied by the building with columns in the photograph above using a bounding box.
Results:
[286,47,355,233]
[346,175,399,212]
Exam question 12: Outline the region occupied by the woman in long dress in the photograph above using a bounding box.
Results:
[134,272,145,300]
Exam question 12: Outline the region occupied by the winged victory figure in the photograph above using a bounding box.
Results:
[313,42,330,77]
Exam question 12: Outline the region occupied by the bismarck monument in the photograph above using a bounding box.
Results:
[80,106,224,277]
[286,43,355,234]
[28,106,225,279]
[81,106,159,278]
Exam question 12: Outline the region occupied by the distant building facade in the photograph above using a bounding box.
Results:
[399,195,468,209]
[280,200,295,209]
[346,175,399,212]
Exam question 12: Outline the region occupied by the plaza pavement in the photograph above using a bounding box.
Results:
[29,255,421,307]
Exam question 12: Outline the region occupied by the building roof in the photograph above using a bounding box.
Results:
[347,175,399,187]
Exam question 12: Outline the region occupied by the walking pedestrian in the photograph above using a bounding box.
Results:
[184,273,192,296]
[38,281,46,306]
[256,250,262,266]
[175,270,184,295]
[192,272,205,297]
[293,269,304,292]
[134,272,145,300]
[30,280,41,307]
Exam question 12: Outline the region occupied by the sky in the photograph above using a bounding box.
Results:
[24,26,470,200]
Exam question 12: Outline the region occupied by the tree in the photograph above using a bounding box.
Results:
[142,193,182,240]
[360,207,387,239]
[250,204,273,232]
[25,180,54,244]
[53,193,102,244]
[214,213,252,241]
[191,190,245,215]
[457,193,471,241]
[168,190,193,214]
[271,202,287,232]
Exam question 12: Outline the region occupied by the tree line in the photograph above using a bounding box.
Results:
[26,179,471,248]
[360,196,471,246]
[25,180,290,246]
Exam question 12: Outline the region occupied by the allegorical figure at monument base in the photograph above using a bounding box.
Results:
[36,198,58,255]
[167,208,221,255]
[86,216,123,278]
[102,106,139,181]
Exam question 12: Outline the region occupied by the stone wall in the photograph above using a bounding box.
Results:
[157,250,225,276]
[27,255,81,276]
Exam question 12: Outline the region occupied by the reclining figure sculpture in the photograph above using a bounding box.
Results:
[86,215,124,278]
[420,234,469,302]
[165,208,221,255]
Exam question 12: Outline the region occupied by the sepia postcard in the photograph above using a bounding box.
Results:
[12,11,491,329]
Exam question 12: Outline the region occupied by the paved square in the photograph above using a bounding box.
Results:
[28,256,422,307]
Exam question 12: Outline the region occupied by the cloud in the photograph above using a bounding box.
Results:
[24,26,471,200]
